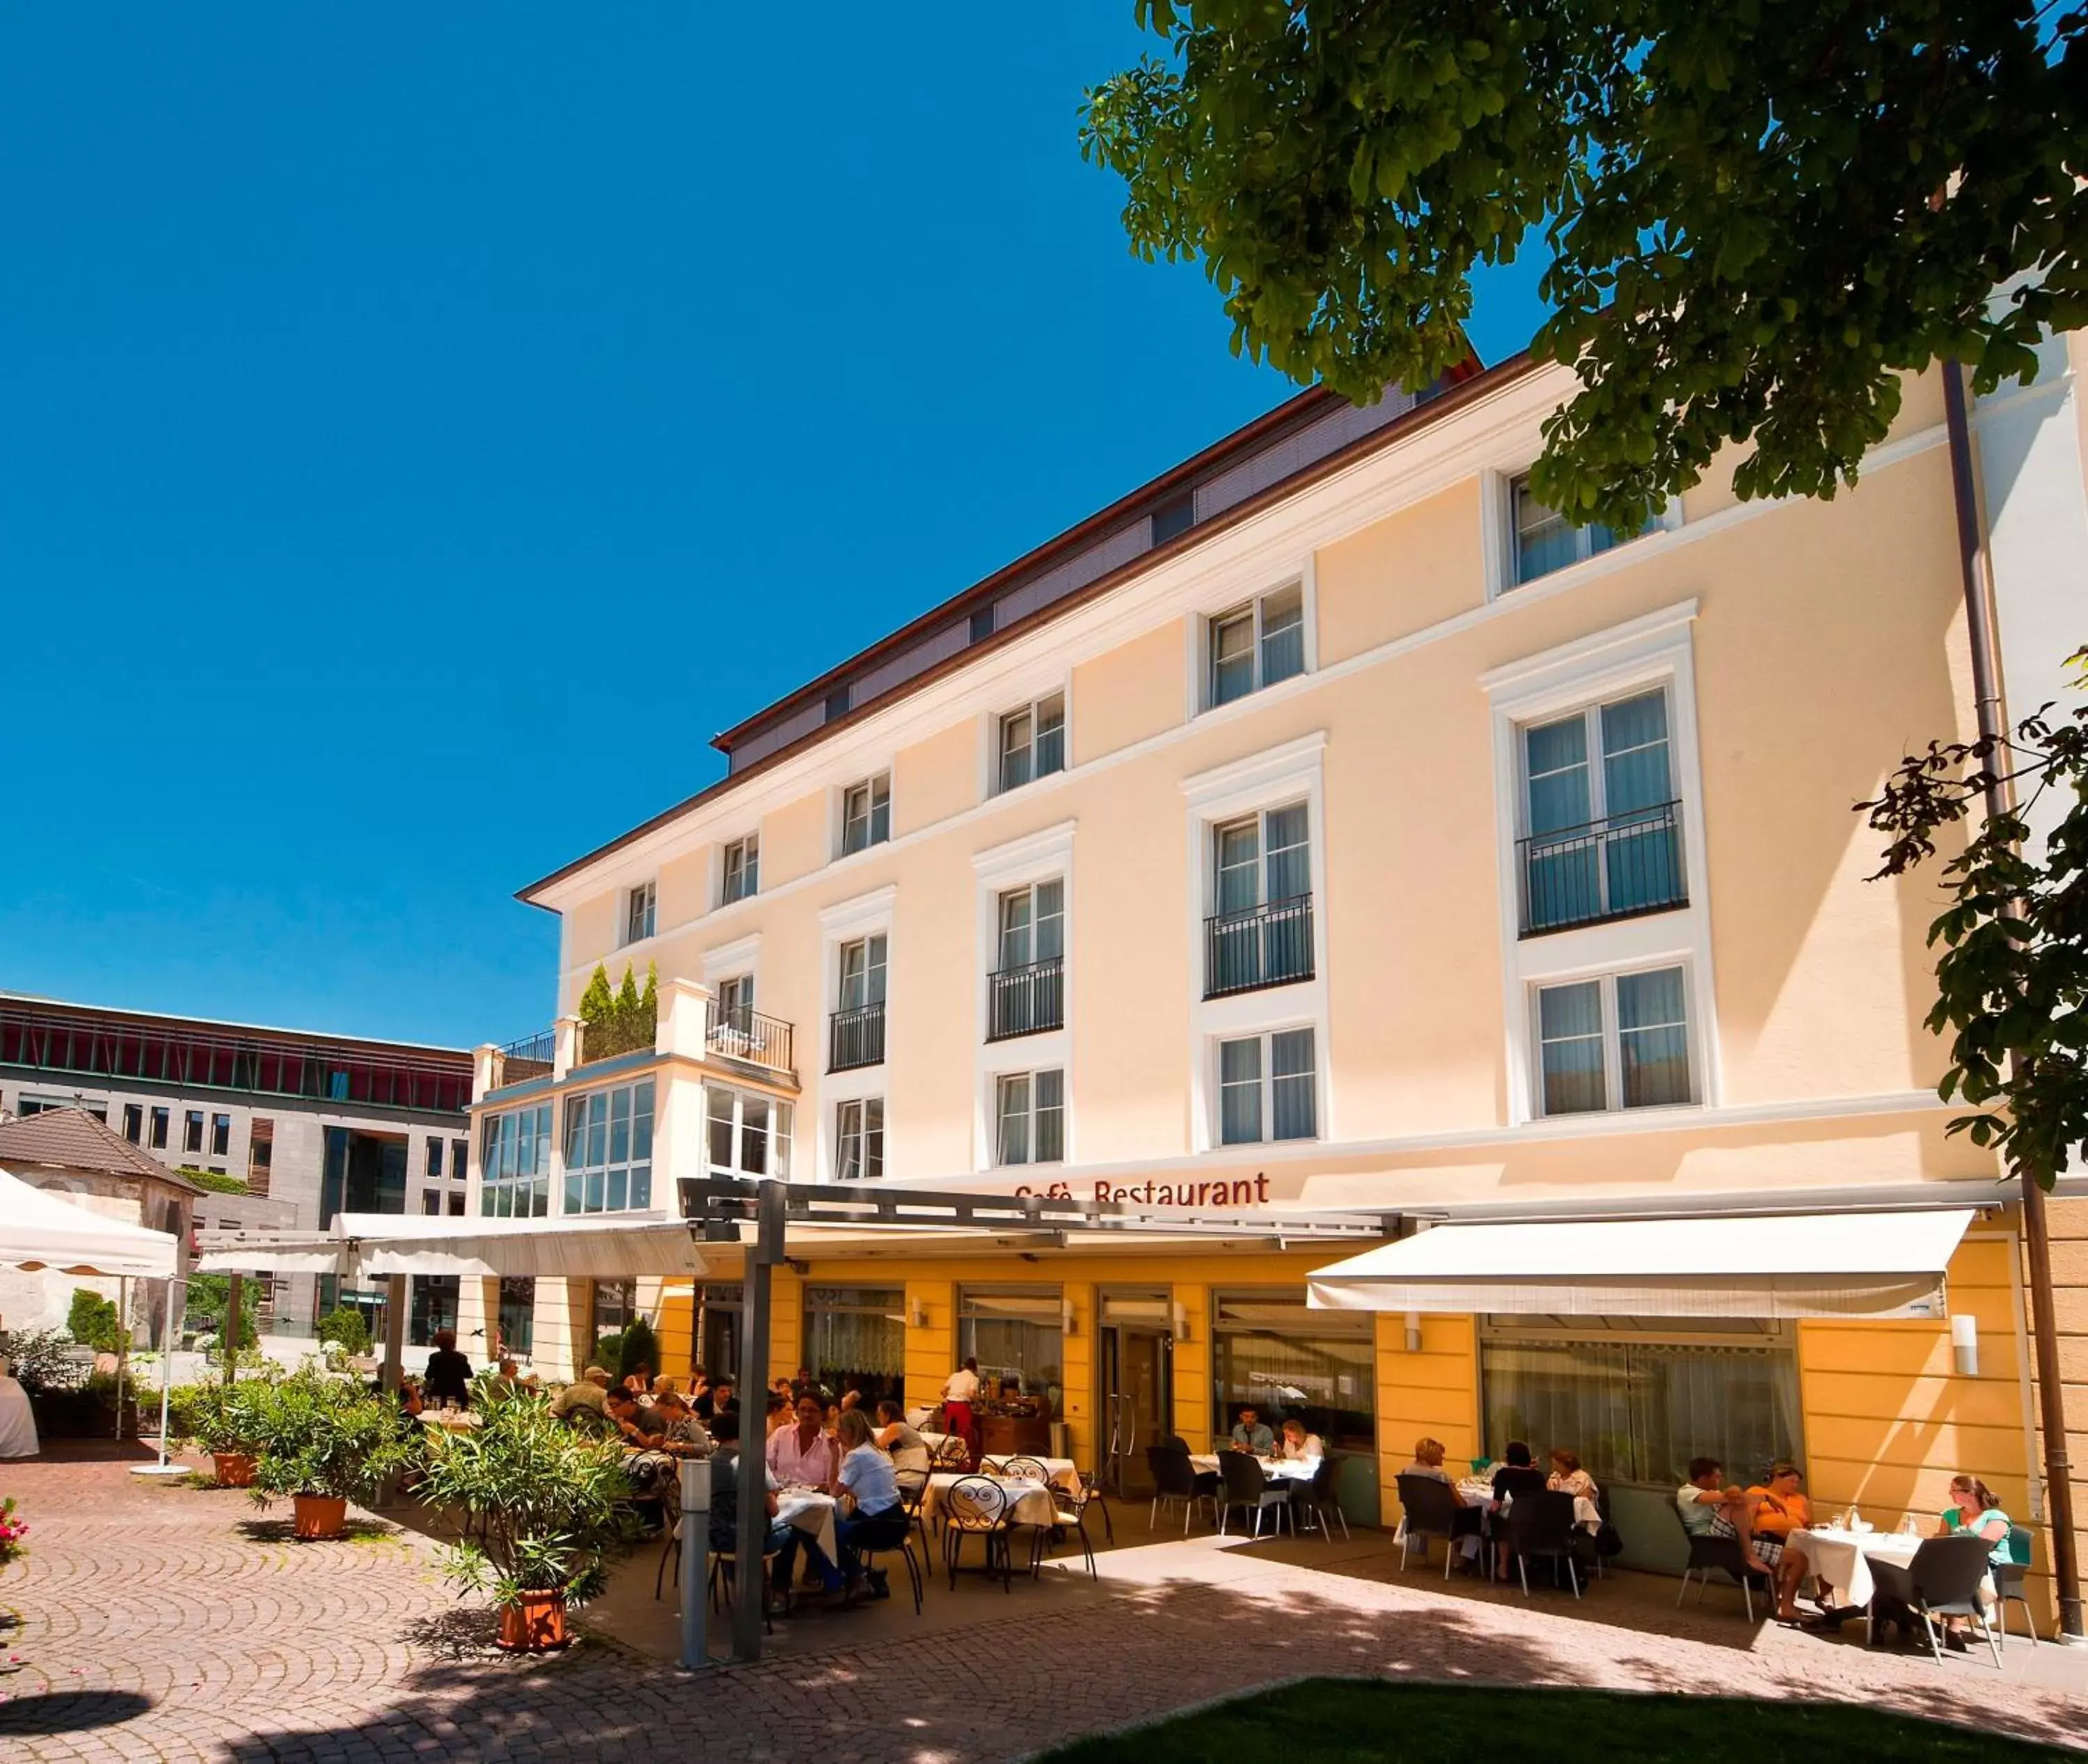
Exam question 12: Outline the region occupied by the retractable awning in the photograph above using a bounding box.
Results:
[1306,1208,1976,1319]
[194,1211,712,1281]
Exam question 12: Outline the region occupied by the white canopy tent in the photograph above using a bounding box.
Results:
[1306,1208,1977,1319]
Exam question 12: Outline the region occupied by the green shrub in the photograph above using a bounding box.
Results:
[168,1376,276,1455]
[246,1368,411,1504]
[0,1327,82,1396]
[183,1275,258,1348]
[615,1316,658,1382]
[66,1289,121,1353]
[589,1330,623,1371]
[316,1307,372,1356]
[577,960,658,1059]
[176,1167,252,1196]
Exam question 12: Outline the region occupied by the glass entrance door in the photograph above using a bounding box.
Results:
[1098,1291,1173,1497]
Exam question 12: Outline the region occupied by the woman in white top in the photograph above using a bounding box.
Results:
[831,1408,909,1596]
[1279,1417,1324,1463]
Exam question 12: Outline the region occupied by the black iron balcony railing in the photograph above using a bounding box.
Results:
[828,1000,886,1073]
[497,1031,555,1087]
[988,956,1063,1041]
[705,1001,795,1077]
[1518,798,1687,936]
[1203,895,1315,1000]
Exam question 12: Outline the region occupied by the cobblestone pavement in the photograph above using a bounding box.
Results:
[0,1449,2082,1762]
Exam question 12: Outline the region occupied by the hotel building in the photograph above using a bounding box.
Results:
[458,331,2088,1612]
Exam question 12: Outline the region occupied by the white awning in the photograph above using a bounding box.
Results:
[194,1211,712,1281]
[1306,1208,1975,1319]
[0,1165,180,1280]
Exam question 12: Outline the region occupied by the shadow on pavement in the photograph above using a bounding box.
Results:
[0,1690,154,1736]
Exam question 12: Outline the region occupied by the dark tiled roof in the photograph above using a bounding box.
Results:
[0,1108,200,1191]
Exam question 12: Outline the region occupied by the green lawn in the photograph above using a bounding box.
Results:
[1035,1678,2066,1763]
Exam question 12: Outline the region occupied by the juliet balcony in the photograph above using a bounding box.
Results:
[988,956,1063,1040]
[1517,799,1687,936]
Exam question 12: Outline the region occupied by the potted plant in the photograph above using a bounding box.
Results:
[169,1378,273,1486]
[247,1368,411,1539]
[417,1386,637,1651]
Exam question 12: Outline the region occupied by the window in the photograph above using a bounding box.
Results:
[1535,966,1692,1117]
[1509,472,1660,588]
[480,1103,553,1218]
[421,1191,442,1216]
[183,1110,204,1154]
[990,880,1065,1039]
[1207,803,1313,996]
[715,972,755,1029]
[248,1120,275,1193]
[830,934,887,1071]
[121,1103,143,1144]
[562,1078,656,1213]
[425,1137,443,1179]
[840,774,891,855]
[1212,1289,1377,1501]
[805,1285,905,1405]
[958,1286,1061,1399]
[209,1112,231,1158]
[445,1191,464,1215]
[1217,1028,1317,1145]
[997,693,1066,792]
[706,1085,793,1181]
[624,881,657,945]
[1208,584,1305,707]
[720,834,759,905]
[149,1107,169,1150]
[1519,689,1684,934]
[498,1276,536,1358]
[994,1069,1064,1165]
[450,1138,468,1181]
[836,1097,885,1181]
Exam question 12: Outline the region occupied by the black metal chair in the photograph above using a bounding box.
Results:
[930,1433,972,1471]
[1029,1473,1099,1580]
[1501,1489,1582,1598]
[1217,1449,1291,1539]
[1867,1532,2004,1666]
[1396,1472,1482,1577]
[847,1508,925,1615]
[1670,1505,1771,1620]
[940,1475,1014,1590]
[1295,1452,1350,1541]
[1146,1443,1217,1534]
[1996,1526,2039,1648]
[894,1468,933,1575]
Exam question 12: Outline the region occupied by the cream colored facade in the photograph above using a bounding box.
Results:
[461,333,2088,1613]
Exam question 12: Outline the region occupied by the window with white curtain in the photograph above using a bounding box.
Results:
[1509,473,1661,587]
[997,693,1066,792]
[994,1069,1064,1165]
[1535,966,1692,1116]
[1208,584,1306,707]
[836,1096,885,1181]
[1217,1027,1317,1145]
[1521,687,1684,932]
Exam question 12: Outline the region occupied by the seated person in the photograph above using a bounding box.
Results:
[1547,1449,1599,1503]
[1278,1417,1324,1462]
[1228,1405,1276,1455]
[830,1408,910,1598]
[873,1400,933,1474]
[484,1357,521,1399]
[548,1365,613,1422]
[1404,1437,1462,1500]
[707,1412,841,1600]
[694,1376,735,1422]
[606,1387,667,1448]
[1933,1472,2012,1648]
[1744,1458,1824,1621]
[1676,1456,1778,1580]
[649,1389,713,1455]
[768,1393,841,1487]
[764,1391,792,1438]
[1489,1440,1547,1504]
[649,1375,680,1401]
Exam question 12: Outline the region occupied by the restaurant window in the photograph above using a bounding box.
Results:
[804,1285,905,1406]
[1207,583,1305,708]
[1217,1028,1316,1145]
[1212,1289,1376,1519]
[562,1078,655,1213]
[624,879,657,945]
[997,693,1066,793]
[497,1276,537,1358]
[1508,471,1661,588]
[149,1106,169,1150]
[958,1286,1062,1403]
[1534,966,1692,1117]
[425,1137,443,1179]
[480,1102,553,1218]
[121,1103,143,1144]
[706,1084,792,1181]
[407,1275,459,1347]
[209,1112,232,1158]
[839,773,892,856]
[183,1110,204,1153]
[994,1069,1063,1166]
[720,834,759,905]
[835,1097,884,1181]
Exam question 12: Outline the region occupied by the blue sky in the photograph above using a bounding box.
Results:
[1,9,1549,1049]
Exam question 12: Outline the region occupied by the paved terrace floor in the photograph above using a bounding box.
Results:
[0,1444,2082,1763]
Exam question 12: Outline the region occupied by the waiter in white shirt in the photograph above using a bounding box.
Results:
[940,1356,981,1467]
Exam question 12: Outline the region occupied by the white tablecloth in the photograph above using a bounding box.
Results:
[922,1472,1057,1527]
[1788,1526,1926,1608]
[775,1488,841,1565]
[420,1409,482,1431]
[1453,1478,1599,1531]
[1189,1452,1319,1483]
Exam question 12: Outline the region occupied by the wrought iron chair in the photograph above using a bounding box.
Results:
[940,1475,1015,1591]
[1029,1472,1100,1580]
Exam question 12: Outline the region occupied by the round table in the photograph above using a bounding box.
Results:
[921,1471,1057,1527]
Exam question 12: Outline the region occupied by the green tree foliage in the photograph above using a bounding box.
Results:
[178,1167,253,1196]
[66,1288,120,1352]
[615,1316,659,1382]
[244,1367,412,1504]
[182,1274,258,1348]
[1082,1,2088,530]
[315,1306,372,1357]
[578,960,659,1059]
[1860,663,2088,1190]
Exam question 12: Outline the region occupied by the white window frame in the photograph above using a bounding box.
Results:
[561,1078,658,1215]
[1201,577,1311,711]
[623,879,657,946]
[1180,734,1331,1150]
[1210,1023,1321,1148]
[972,822,1077,1170]
[994,691,1068,794]
[818,887,898,1176]
[718,834,759,907]
[1529,963,1698,1118]
[1485,602,1718,1125]
[703,1082,793,1183]
[992,1067,1066,1167]
[837,772,892,858]
[1485,468,1682,600]
[834,1095,885,1181]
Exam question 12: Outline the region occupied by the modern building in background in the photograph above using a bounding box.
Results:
[0,993,472,1337]
[459,329,2088,1616]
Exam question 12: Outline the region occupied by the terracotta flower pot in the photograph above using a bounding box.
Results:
[212,1453,257,1488]
[496,1590,569,1652]
[291,1494,348,1540]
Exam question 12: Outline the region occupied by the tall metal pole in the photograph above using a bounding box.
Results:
[223,1275,243,1387]
[732,1181,783,1662]
[1943,363,2083,1641]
